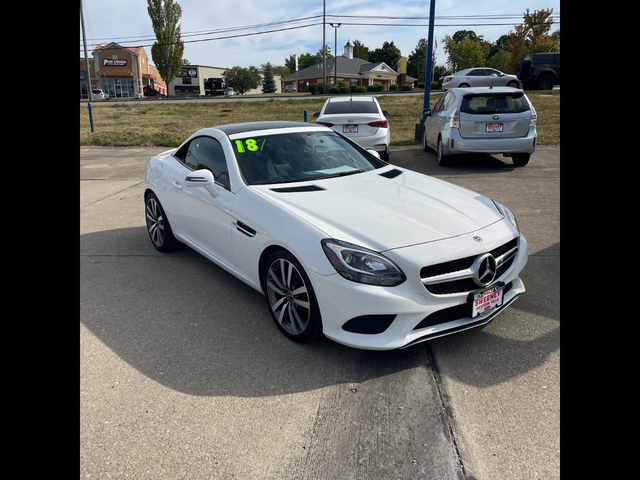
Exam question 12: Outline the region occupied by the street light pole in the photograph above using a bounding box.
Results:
[421,0,437,124]
[330,23,341,87]
[323,0,326,94]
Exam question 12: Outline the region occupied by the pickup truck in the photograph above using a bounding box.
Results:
[204,78,226,95]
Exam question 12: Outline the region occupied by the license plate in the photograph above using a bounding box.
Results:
[344,125,358,133]
[468,283,504,318]
[486,123,503,133]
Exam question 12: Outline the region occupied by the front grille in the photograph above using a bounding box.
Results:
[421,238,518,295]
[413,282,513,330]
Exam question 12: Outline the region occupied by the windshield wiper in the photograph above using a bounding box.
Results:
[321,169,368,179]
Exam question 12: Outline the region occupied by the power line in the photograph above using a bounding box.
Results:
[80,13,559,53]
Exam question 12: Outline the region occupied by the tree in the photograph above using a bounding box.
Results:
[147,0,184,97]
[407,38,428,82]
[223,66,262,95]
[284,45,333,72]
[369,41,401,67]
[443,34,487,71]
[506,8,559,72]
[261,62,277,94]
[351,40,369,60]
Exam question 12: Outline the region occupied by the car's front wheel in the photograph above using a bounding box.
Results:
[263,250,322,343]
[145,192,179,252]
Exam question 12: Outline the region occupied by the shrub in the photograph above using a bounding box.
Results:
[401,83,413,91]
[308,83,318,95]
[329,86,340,94]
[389,84,398,91]
[340,86,351,94]
[367,84,385,92]
[354,86,366,93]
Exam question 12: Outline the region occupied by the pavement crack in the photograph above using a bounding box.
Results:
[424,343,468,480]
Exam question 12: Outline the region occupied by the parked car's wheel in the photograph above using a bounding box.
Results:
[535,75,555,90]
[422,128,431,152]
[511,153,530,167]
[437,137,451,166]
[380,147,390,162]
[145,192,180,252]
[263,250,322,342]
[507,80,520,88]
[459,83,470,88]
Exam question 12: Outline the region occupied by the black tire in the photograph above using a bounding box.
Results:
[535,75,554,90]
[263,250,322,343]
[459,83,470,88]
[145,192,180,252]
[437,137,451,167]
[512,153,530,167]
[380,147,390,162]
[507,80,519,88]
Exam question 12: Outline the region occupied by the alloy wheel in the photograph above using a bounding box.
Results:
[266,258,311,335]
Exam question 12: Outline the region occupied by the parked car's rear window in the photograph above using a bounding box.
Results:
[324,101,379,114]
[461,93,530,114]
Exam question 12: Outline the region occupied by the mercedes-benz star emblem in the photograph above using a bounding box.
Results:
[472,253,497,287]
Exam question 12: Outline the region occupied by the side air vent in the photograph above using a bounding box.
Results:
[270,185,326,193]
[379,169,403,179]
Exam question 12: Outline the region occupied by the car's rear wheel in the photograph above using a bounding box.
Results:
[437,137,451,166]
[263,250,322,342]
[507,80,519,88]
[145,192,179,252]
[512,153,530,167]
[459,83,470,88]
[535,75,555,90]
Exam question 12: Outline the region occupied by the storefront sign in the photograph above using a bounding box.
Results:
[103,59,128,67]
[178,68,198,78]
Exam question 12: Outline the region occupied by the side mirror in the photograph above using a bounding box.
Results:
[423,108,431,117]
[366,149,381,159]
[313,112,320,118]
[382,110,390,117]
[184,169,214,187]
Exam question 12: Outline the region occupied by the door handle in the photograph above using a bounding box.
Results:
[171,179,183,190]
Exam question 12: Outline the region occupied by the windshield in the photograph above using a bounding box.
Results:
[232,131,386,185]
[460,93,530,114]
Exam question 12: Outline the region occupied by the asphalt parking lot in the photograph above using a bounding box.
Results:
[80,144,559,479]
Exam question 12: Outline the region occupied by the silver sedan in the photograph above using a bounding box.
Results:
[442,68,520,90]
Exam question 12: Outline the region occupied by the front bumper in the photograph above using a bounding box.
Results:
[310,226,528,350]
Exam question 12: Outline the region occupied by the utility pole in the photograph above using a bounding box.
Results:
[80,0,93,101]
[421,0,436,124]
[323,0,326,94]
[330,23,341,87]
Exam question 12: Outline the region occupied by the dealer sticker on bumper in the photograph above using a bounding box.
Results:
[469,283,504,318]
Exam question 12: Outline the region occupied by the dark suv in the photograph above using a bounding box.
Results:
[516,52,560,90]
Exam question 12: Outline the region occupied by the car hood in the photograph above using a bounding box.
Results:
[252,168,503,251]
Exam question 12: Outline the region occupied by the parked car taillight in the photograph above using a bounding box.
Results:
[316,121,334,127]
[450,107,460,129]
[368,120,388,128]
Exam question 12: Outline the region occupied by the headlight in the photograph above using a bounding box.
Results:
[493,200,519,232]
[321,239,406,286]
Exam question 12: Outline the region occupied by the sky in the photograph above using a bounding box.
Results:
[80,0,560,71]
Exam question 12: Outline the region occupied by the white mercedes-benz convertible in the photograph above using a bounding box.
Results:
[142,121,527,350]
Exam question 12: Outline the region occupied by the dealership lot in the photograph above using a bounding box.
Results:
[81,145,559,479]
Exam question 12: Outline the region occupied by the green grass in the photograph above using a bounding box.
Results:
[80,90,559,147]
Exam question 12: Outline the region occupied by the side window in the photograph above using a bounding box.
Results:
[432,93,447,113]
[443,91,457,111]
[182,136,229,188]
[468,69,482,76]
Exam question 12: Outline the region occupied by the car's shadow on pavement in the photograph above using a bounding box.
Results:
[81,226,558,398]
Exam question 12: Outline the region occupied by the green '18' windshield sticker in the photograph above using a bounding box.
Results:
[234,139,259,153]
